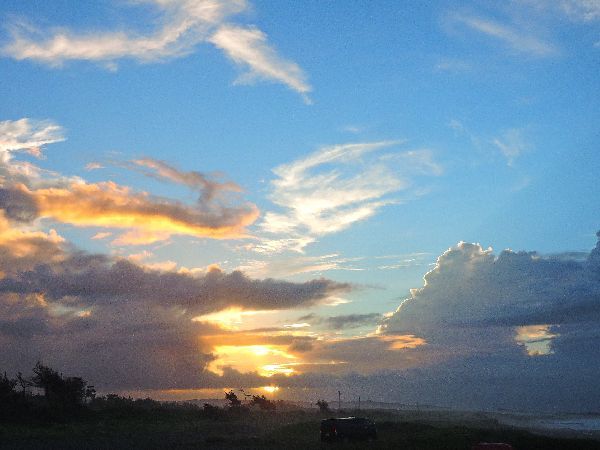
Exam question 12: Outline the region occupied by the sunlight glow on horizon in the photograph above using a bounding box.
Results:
[261,386,279,393]
[207,344,298,376]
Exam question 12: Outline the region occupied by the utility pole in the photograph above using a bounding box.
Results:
[338,391,341,412]
[358,395,361,411]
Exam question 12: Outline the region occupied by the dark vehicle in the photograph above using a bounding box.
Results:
[320,417,377,442]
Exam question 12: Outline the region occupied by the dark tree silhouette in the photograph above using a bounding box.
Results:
[30,363,93,411]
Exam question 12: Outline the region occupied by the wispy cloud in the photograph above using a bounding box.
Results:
[492,128,531,166]
[85,162,103,171]
[1,0,311,97]
[209,25,311,100]
[0,118,67,186]
[252,141,441,253]
[449,119,533,166]
[450,13,558,57]
[540,0,600,22]
[236,253,364,278]
[434,58,472,73]
[131,158,242,203]
[0,118,64,156]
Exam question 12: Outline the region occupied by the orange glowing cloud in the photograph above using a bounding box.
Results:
[377,334,427,350]
[16,181,259,244]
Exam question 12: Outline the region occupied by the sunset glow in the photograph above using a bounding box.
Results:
[207,345,298,376]
[261,386,279,394]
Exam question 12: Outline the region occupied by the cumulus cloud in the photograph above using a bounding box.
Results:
[254,142,442,253]
[1,0,310,97]
[383,238,600,336]
[291,232,595,412]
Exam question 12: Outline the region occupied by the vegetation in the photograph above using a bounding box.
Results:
[1,364,599,449]
[316,399,330,413]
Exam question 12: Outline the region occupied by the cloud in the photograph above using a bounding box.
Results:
[434,58,472,72]
[1,0,310,97]
[523,0,600,23]
[296,312,382,330]
[450,13,558,57]
[559,0,600,22]
[0,258,351,314]
[0,187,39,223]
[379,233,600,382]
[0,118,259,244]
[2,0,244,64]
[236,253,364,278]
[131,158,242,202]
[91,231,112,240]
[209,25,311,99]
[16,179,258,244]
[0,209,352,389]
[84,162,103,171]
[383,238,600,335]
[492,128,531,165]
[323,313,382,330]
[254,141,441,253]
[0,119,66,186]
[0,118,65,155]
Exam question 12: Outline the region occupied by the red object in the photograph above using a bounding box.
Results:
[472,444,515,450]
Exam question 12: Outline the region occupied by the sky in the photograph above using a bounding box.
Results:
[0,0,599,412]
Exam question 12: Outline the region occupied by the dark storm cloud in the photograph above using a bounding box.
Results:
[297,312,382,330]
[0,258,351,313]
[324,313,382,330]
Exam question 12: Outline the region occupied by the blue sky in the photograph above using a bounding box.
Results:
[1,0,599,409]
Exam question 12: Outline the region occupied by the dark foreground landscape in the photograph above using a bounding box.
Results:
[3,406,600,450]
[2,365,600,449]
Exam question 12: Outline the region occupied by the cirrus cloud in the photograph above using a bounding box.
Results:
[1,0,311,98]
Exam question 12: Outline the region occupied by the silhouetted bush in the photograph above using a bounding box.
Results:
[316,399,330,413]
[250,394,276,410]
[202,402,224,419]
[225,390,242,408]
